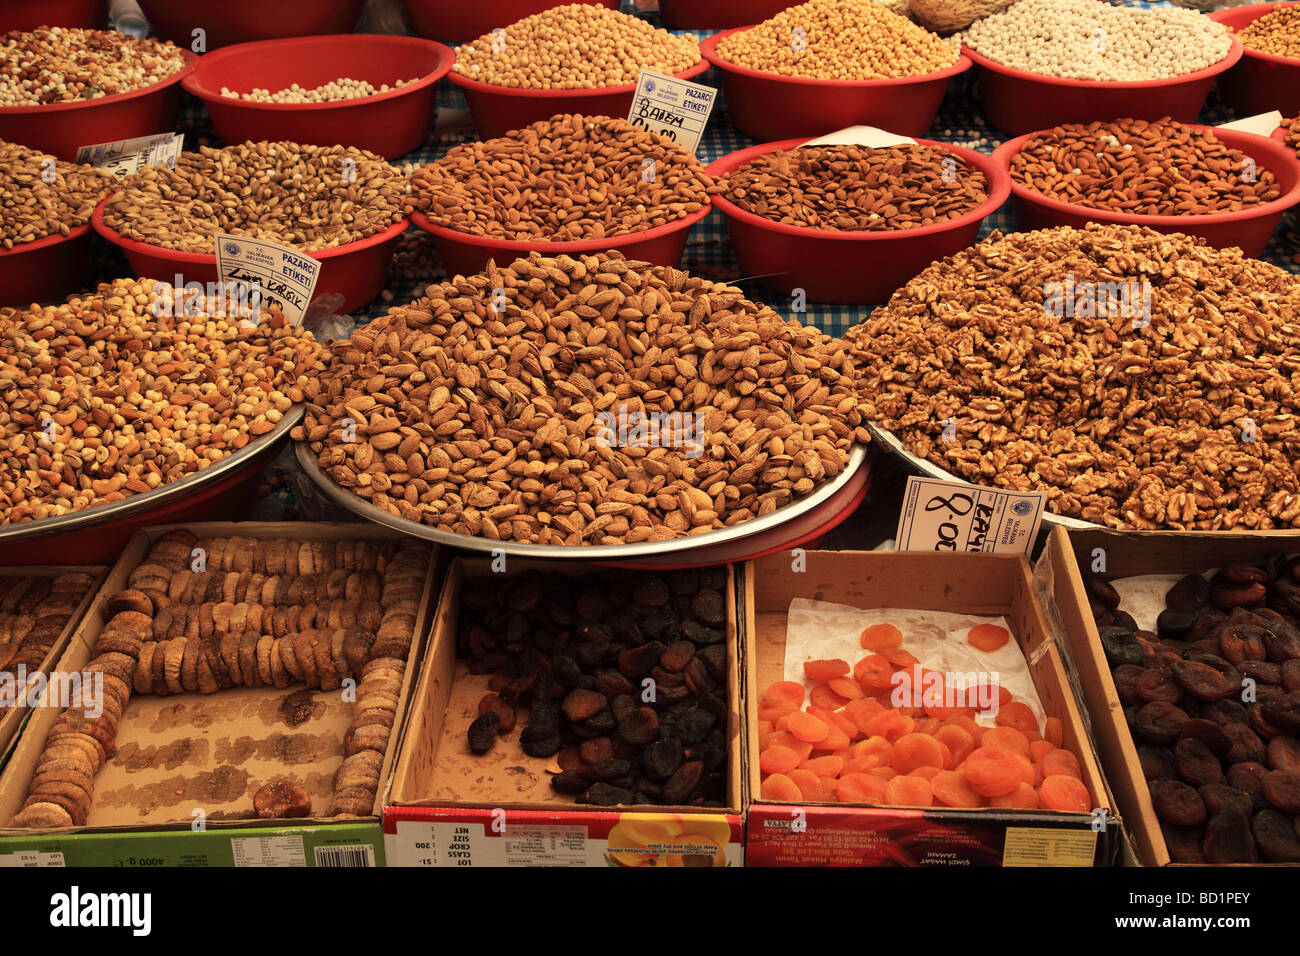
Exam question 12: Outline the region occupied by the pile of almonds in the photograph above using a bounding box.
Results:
[1010,118,1281,216]
[845,223,1300,530]
[718,144,989,231]
[102,141,408,253]
[408,114,718,241]
[0,281,323,524]
[0,140,115,249]
[295,251,872,545]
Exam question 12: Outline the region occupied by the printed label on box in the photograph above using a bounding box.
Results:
[1002,826,1097,867]
[627,70,717,155]
[230,834,305,867]
[214,234,319,325]
[75,132,184,178]
[895,477,1045,556]
[0,849,65,867]
[312,843,375,867]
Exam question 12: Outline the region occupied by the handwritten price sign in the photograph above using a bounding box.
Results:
[894,477,1046,556]
[627,70,716,155]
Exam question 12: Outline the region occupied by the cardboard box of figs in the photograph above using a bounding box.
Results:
[743,549,1121,867]
[1044,527,1300,867]
[384,557,743,867]
[0,522,437,867]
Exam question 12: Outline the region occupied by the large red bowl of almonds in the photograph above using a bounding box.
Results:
[991,120,1300,257]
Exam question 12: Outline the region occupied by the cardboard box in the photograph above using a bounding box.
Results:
[0,565,107,760]
[0,522,437,867]
[1044,527,1300,867]
[384,558,744,867]
[743,550,1120,866]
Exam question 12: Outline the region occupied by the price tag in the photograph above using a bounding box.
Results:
[1217,111,1282,137]
[214,234,320,326]
[895,476,1046,556]
[802,126,917,148]
[75,132,184,178]
[627,70,717,155]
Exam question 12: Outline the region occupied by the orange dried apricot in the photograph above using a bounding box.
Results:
[757,701,798,723]
[868,766,900,781]
[909,764,942,781]
[760,745,801,775]
[844,697,886,733]
[934,725,974,768]
[860,622,903,651]
[988,781,1039,810]
[825,709,862,743]
[788,711,830,744]
[1040,748,1082,780]
[828,677,865,701]
[803,658,850,681]
[836,771,887,804]
[1044,716,1063,748]
[964,746,1024,798]
[800,754,844,777]
[892,732,947,773]
[854,654,894,691]
[1039,774,1090,812]
[995,701,1039,738]
[884,774,933,807]
[967,623,1010,652]
[883,647,920,669]
[982,726,1030,756]
[788,768,830,802]
[763,681,806,708]
[1028,739,1056,764]
[819,725,852,752]
[932,769,983,808]
[761,773,803,802]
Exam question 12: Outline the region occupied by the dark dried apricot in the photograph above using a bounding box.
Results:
[1223,721,1268,765]
[1138,745,1176,781]
[551,769,594,795]
[1198,783,1253,817]
[1166,574,1209,610]
[662,760,705,804]
[659,641,694,672]
[1227,761,1270,810]
[617,641,666,681]
[1176,719,1232,759]
[1161,823,1206,863]
[1252,808,1300,862]
[1248,702,1285,740]
[561,688,607,722]
[1100,626,1145,666]
[1171,660,1236,702]
[467,711,500,754]
[1135,667,1182,704]
[1283,659,1300,691]
[1174,738,1223,788]
[1112,664,1145,705]
[1156,607,1197,641]
[616,707,659,747]
[582,782,634,806]
[477,693,517,733]
[519,725,561,758]
[1086,575,1121,610]
[1261,769,1300,812]
[1150,779,1207,827]
[690,589,725,626]
[1134,701,1190,745]
[1202,808,1258,863]
[579,737,614,765]
[1263,691,1300,734]
[640,737,683,780]
[1268,735,1300,774]
[1239,660,1282,686]
[1202,698,1249,728]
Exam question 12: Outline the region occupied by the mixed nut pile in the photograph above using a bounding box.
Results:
[295,250,871,545]
[459,568,730,807]
[0,27,187,105]
[715,0,960,80]
[1088,561,1300,862]
[1010,118,1281,216]
[0,281,323,524]
[408,114,718,241]
[718,143,989,231]
[102,141,408,253]
[845,223,1300,530]
[0,140,115,249]
[453,4,700,89]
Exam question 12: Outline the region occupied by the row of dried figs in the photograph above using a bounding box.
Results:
[1088,559,1300,863]
[460,569,729,807]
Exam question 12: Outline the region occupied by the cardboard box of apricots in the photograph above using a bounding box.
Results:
[1045,527,1300,867]
[383,557,743,867]
[0,522,437,867]
[743,549,1121,866]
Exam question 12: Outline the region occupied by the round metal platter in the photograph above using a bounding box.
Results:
[0,407,304,543]
[294,439,870,559]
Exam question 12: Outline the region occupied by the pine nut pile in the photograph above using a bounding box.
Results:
[453,4,700,90]
[0,140,115,249]
[295,251,872,546]
[717,144,989,231]
[1010,118,1282,215]
[0,281,323,525]
[1236,5,1300,60]
[102,141,408,254]
[845,223,1300,530]
[714,0,959,80]
[220,77,418,104]
[408,114,718,241]
[0,27,187,105]
[962,0,1232,81]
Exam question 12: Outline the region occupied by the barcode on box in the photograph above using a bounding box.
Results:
[313,844,375,868]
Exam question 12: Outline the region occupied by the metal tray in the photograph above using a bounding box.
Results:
[0,407,303,544]
[294,439,870,559]
[866,421,1101,530]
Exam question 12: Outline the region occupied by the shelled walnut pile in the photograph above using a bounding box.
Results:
[9,532,430,829]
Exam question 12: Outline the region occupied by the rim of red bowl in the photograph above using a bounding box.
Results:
[700,27,972,87]
[91,197,411,263]
[703,137,1011,242]
[409,201,713,254]
[990,124,1300,228]
[1210,2,1300,68]
[0,222,93,258]
[962,37,1243,89]
[0,49,198,115]
[446,55,709,97]
[181,34,455,111]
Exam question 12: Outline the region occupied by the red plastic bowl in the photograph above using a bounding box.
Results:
[449,58,709,140]
[409,201,711,278]
[0,0,103,30]
[0,226,94,308]
[0,50,196,161]
[700,28,970,140]
[963,40,1243,136]
[137,0,365,50]
[705,138,1010,304]
[91,200,410,315]
[991,124,1300,257]
[403,0,619,44]
[1211,3,1300,117]
[182,35,454,159]
[659,0,795,29]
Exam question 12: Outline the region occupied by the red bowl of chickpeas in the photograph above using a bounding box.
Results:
[403,0,620,44]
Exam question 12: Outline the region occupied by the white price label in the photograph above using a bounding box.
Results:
[230,834,305,867]
[214,233,320,325]
[75,132,184,178]
[803,126,917,148]
[895,476,1046,556]
[1217,110,1283,137]
[0,849,65,867]
[627,70,717,155]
